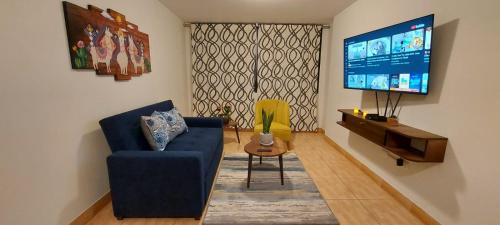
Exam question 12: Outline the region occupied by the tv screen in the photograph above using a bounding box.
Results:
[344,14,434,94]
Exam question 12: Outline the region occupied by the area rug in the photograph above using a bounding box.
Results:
[203,153,339,225]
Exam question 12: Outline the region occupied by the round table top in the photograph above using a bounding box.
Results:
[244,134,287,157]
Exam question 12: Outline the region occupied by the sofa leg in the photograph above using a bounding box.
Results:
[116,216,124,220]
[195,216,201,220]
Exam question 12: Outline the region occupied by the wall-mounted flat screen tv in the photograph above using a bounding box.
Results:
[344,14,434,94]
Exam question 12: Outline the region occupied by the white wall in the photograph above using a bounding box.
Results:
[323,0,500,224]
[184,26,194,115]
[0,0,188,224]
[317,28,331,128]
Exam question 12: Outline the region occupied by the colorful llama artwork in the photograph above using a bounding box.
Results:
[128,35,145,74]
[116,30,128,75]
[62,1,151,80]
[85,25,115,73]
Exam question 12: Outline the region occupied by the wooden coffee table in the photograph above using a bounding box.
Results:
[244,135,288,188]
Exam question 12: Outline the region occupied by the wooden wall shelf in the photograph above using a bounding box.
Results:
[337,109,448,162]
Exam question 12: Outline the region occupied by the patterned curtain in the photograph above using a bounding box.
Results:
[191,23,322,131]
[256,24,322,131]
[191,24,257,128]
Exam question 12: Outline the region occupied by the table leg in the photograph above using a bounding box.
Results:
[260,156,262,164]
[279,155,284,185]
[235,124,240,143]
[247,154,253,188]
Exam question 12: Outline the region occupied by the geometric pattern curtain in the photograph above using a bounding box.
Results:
[256,24,322,131]
[191,24,257,129]
[191,23,322,131]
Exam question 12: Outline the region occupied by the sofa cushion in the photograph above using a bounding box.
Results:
[164,127,222,174]
[152,108,188,140]
[140,115,171,151]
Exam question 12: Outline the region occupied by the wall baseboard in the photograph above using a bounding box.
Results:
[69,192,111,225]
[322,134,440,225]
[223,127,253,132]
[225,127,328,133]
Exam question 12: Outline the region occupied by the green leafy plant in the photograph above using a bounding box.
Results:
[262,109,274,134]
[222,106,231,116]
[214,105,232,124]
[215,105,231,117]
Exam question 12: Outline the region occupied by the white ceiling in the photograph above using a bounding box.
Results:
[159,0,356,24]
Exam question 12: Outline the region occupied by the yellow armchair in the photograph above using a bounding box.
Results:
[254,99,292,141]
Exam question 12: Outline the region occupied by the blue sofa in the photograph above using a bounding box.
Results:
[99,100,223,219]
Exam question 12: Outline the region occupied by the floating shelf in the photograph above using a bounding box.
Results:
[337,109,448,162]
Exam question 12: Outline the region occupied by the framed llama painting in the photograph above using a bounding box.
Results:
[62,1,151,80]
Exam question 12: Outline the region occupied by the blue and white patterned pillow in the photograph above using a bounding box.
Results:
[152,108,188,140]
[140,114,171,151]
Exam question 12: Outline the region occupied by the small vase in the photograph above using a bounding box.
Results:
[222,116,229,125]
[259,132,273,146]
[387,117,399,126]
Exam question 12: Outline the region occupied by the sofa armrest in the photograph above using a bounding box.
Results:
[106,150,206,218]
[184,117,223,128]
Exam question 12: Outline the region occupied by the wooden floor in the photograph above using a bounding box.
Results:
[86,131,426,225]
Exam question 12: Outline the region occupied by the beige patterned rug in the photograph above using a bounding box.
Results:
[203,153,339,225]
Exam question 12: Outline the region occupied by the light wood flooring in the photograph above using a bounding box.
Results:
[86,131,426,225]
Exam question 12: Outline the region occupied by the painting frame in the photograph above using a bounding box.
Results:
[62,1,151,80]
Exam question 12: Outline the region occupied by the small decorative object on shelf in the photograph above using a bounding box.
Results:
[259,109,274,146]
[353,107,359,114]
[362,111,368,118]
[387,116,399,126]
[215,105,232,125]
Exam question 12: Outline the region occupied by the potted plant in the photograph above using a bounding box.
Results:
[215,105,232,125]
[387,115,399,126]
[259,109,274,146]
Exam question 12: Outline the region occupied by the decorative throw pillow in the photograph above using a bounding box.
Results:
[140,114,170,151]
[152,108,188,140]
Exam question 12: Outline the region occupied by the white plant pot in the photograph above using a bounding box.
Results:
[259,132,273,145]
